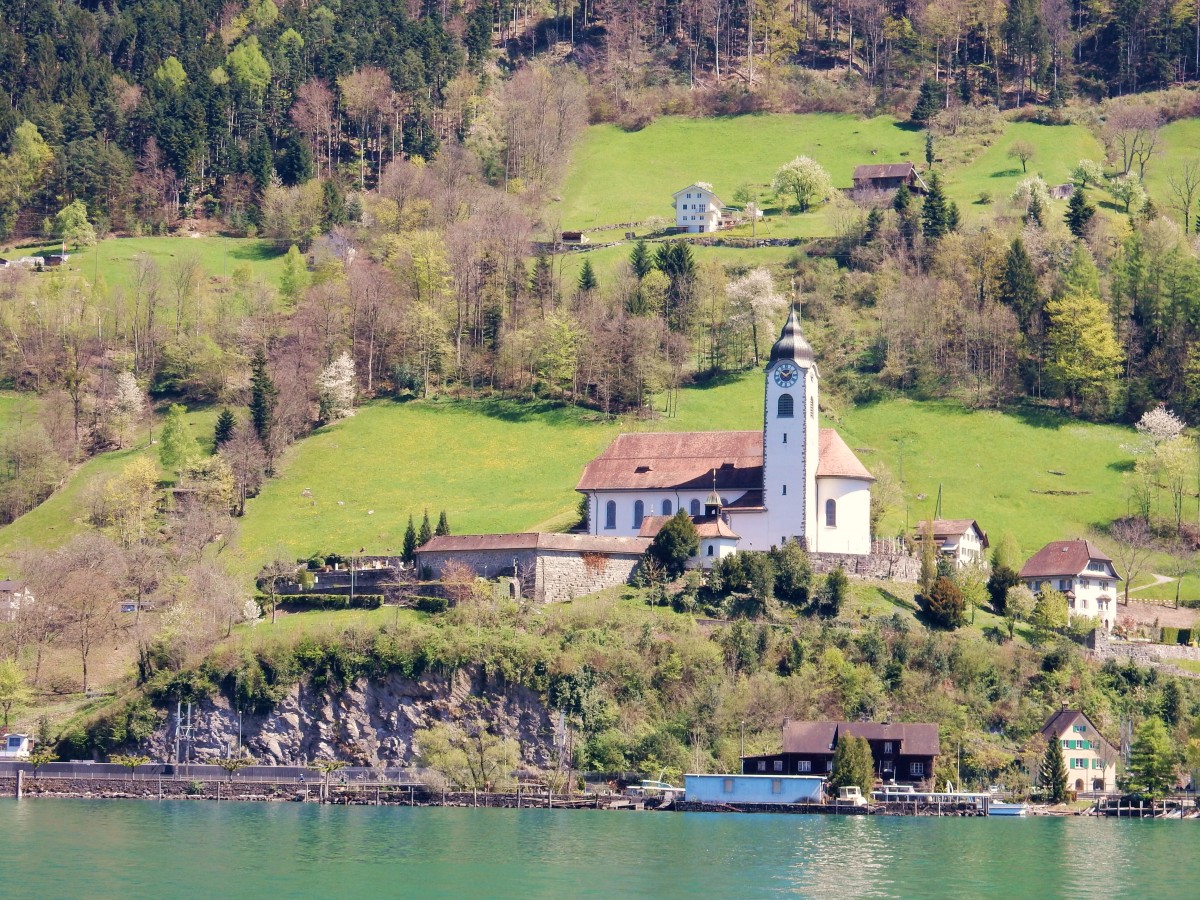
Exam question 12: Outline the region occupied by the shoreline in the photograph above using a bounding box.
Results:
[6,776,1163,817]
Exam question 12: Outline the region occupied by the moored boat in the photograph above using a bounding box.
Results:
[987,801,1028,817]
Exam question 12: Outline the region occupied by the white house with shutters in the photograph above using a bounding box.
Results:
[1018,539,1120,632]
[577,309,874,555]
[673,183,724,233]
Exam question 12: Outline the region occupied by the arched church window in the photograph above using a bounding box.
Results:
[777,393,794,418]
[633,500,644,529]
[663,500,673,516]
[825,498,837,527]
[707,544,714,556]
[604,500,616,530]
[690,499,701,516]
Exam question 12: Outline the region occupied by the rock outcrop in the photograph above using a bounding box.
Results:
[143,667,561,767]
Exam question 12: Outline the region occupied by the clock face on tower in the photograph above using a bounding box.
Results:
[773,363,799,388]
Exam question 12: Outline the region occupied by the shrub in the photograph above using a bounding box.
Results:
[415,596,449,613]
[267,593,384,611]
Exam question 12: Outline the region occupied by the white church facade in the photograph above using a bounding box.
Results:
[577,309,874,557]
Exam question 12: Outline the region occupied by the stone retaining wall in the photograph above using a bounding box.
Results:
[1088,630,1200,678]
[414,547,642,603]
[810,551,921,583]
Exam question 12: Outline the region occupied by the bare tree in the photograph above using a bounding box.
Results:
[220,422,268,516]
[1102,103,1161,179]
[1164,541,1195,609]
[1107,519,1156,605]
[1166,161,1200,234]
[30,534,123,693]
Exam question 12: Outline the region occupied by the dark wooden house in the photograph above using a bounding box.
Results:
[742,720,940,785]
[851,162,929,193]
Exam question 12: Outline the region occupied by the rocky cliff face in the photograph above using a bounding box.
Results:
[142,667,561,767]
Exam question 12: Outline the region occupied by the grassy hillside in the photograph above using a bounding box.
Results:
[5,235,288,287]
[558,114,926,231]
[0,407,219,563]
[216,371,1142,579]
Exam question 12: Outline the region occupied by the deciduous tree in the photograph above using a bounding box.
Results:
[772,156,834,213]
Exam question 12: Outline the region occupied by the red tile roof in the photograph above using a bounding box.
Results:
[815,430,875,481]
[914,519,989,547]
[639,514,740,540]
[1018,539,1118,580]
[576,431,763,492]
[1040,708,1116,753]
[578,429,872,491]
[780,720,940,757]
[417,533,650,554]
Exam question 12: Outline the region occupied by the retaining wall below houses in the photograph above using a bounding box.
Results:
[414,547,642,603]
[810,551,920,583]
[1089,629,1200,677]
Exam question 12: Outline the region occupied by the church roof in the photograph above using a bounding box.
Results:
[815,430,874,481]
[768,306,815,365]
[576,431,763,492]
[577,429,873,490]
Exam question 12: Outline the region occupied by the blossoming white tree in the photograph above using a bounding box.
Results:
[317,351,356,421]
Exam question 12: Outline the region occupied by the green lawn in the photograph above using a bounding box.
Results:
[218,368,1146,579]
[0,406,219,564]
[5,235,288,289]
[558,113,927,230]
[945,121,1107,223]
[837,398,1131,560]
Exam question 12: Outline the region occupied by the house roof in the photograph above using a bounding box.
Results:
[768,306,815,365]
[816,430,875,481]
[576,431,763,492]
[1040,708,1116,753]
[777,720,940,757]
[851,162,929,191]
[672,182,721,202]
[1018,539,1118,580]
[914,519,989,548]
[640,514,740,541]
[417,533,650,555]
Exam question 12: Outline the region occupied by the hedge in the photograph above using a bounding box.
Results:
[1160,626,1192,645]
[263,593,384,611]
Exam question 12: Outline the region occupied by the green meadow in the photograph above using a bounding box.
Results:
[558,113,927,230]
[5,235,288,288]
[0,406,219,563]
[215,371,1143,579]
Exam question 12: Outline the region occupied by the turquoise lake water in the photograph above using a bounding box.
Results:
[2,800,1197,898]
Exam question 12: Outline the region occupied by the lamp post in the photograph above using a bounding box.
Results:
[740,721,745,766]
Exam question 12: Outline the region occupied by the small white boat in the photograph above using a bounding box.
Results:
[988,801,1029,817]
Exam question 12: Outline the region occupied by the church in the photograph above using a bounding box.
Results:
[576,308,874,560]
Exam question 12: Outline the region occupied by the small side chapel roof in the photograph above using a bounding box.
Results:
[815,430,874,481]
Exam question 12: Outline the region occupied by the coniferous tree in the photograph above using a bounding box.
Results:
[1065,186,1095,237]
[629,239,652,279]
[1040,737,1068,803]
[249,348,277,445]
[829,734,875,793]
[925,131,935,168]
[577,258,598,295]
[892,182,911,214]
[1126,718,1176,799]
[435,510,450,536]
[863,207,882,243]
[921,173,951,239]
[531,253,555,307]
[214,408,236,446]
[911,80,944,125]
[402,515,418,562]
[418,509,433,546]
[946,201,960,232]
[999,239,1041,329]
[1027,188,1045,227]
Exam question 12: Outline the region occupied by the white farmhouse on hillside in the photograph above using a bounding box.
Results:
[577,308,874,555]
[673,183,723,233]
[1018,539,1119,631]
[914,519,989,568]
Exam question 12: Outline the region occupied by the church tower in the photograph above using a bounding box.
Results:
[763,307,819,549]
